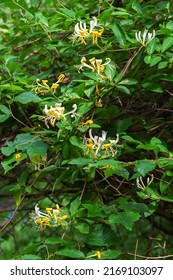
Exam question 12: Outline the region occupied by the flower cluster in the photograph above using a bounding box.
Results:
[39,103,78,128]
[85,129,120,158]
[72,16,104,45]
[136,174,154,190]
[78,57,111,78]
[30,204,68,231]
[35,74,65,95]
[135,29,155,46]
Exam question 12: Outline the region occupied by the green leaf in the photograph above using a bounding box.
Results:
[45,237,65,245]
[142,82,163,93]
[121,135,142,145]
[14,189,22,206]
[0,114,10,123]
[55,249,85,259]
[27,140,48,157]
[0,105,10,115]
[158,61,168,69]
[118,78,138,85]
[103,249,121,260]
[104,166,129,180]
[1,141,15,156]
[109,212,140,231]
[117,117,133,133]
[131,2,142,13]
[112,22,126,46]
[136,160,156,176]
[150,137,169,154]
[21,254,42,260]
[104,62,117,81]
[14,134,48,156]
[161,37,173,53]
[70,196,81,217]
[146,38,157,54]
[74,222,90,234]
[59,8,76,19]
[149,56,162,67]
[69,136,84,148]
[86,224,111,246]
[69,158,93,166]
[35,12,49,27]
[83,203,103,217]
[116,85,131,94]
[119,201,149,214]
[15,92,41,104]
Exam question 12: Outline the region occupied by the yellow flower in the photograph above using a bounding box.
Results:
[87,250,102,259]
[31,204,68,230]
[60,215,68,220]
[91,28,104,45]
[78,57,111,77]
[15,153,21,160]
[51,83,59,89]
[96,251,102,259]
[72,17,104,45]
[86,139,94,150]
[84,119,94,125]
[39,103,78,129]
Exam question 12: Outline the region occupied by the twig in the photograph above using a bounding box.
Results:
[0,194,26,233]
[122,45,143,77]
[127,252,173,259]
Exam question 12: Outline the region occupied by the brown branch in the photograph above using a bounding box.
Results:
[127,252,173,260]
[0,193,26,233]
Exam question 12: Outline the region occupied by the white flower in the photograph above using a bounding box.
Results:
[135,29,155,46]
[89,16,98,33]
[78,57,111,76]
[136,174,154,190]
[39,103,78,128]
[34,204,49,218]
[88,129,107,155]
[72,21,90,44]
[65,104,78,118]
[72,17,103,45]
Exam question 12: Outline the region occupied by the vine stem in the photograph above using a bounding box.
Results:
[0,194,26,233]
[122,45,143,77]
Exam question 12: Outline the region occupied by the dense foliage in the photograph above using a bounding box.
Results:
[1,0,173,260]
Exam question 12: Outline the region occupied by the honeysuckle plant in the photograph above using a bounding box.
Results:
[1,0,173,261]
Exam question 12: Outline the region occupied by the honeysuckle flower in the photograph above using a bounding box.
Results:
[39,103,78,128]
[15,153,21,160]
[85,129,120,158]
[89,16,98,33]
[84,119,94,125]
[30,204,68,231]
[85,129,107,156]
[102,134,120,156]
[135,29,155,46]
[136,174,154,190]
[65,104,78,118]
[72,21,90,45]
[35,74,65,95]
[87,250,102,259]
[88,129,107,155]
[72,16,104,45]
[78,57,111,77]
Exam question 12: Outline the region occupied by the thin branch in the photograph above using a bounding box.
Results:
[0,194,26,233]
[127,252,173,260]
